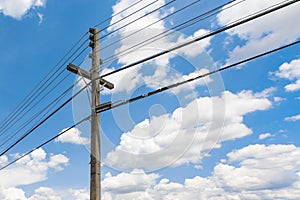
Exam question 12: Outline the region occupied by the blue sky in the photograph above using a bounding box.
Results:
[0,0,300,199]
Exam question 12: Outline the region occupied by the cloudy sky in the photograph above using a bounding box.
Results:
[0,0,300,199]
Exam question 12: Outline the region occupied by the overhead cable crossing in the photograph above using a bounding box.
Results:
[101,0,300,78]
[98,40,300,112]
[100,0,240,65]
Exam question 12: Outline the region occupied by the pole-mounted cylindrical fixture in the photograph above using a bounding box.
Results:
[89,28,98,48]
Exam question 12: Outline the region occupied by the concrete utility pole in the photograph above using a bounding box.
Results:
[67,27,114,200]
[89,27,101,200]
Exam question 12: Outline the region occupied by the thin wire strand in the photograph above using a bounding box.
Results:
[101,0,203,51]
[0,115,91,171]
[0,32,88,131]
[0,36,90,135]
[99,40,300,113]
[100,0,176,40]
[0,75,74,150]
[94,0,145,27]
[0,76,90,156]
[101,0,298,78]
[100,0,240,66]
[0,74,72,143]
[100,0,159,34]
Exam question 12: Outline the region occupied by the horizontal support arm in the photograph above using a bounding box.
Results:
[67,63,114,90]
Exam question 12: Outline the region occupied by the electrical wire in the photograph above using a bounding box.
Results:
[1,32,299,172]
[0,74,71,146]
[100,0,243,66]
[99,40,300,113]
[101,0,299,78]
[94,0,145,27]
[0,115,91,171]
[99,0,160,34]
[101,0,204,51]
[100,0,176,40]
[0,32,88,131]
[0,74,74,150]
[0,76,91,156]
[0,35,90,137]
[0,0,158,137]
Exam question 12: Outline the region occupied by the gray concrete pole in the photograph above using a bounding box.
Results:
[90,27,101,200]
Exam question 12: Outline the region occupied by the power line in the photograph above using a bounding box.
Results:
[94,0,145,27]
[101,0,204,51]
[0,73,72,137]
[0,32,88,128]
[0,76,91,156]
[99,0,159,35]
[0,34,90,136]
[101,0,299,78]
[100,0,239,66]
[100,0,176,40]
[0,115,91,171]
[0,74,74,150]
[98,40,300,113]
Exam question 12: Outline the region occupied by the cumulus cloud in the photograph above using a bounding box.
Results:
[1,144,300,199]
[0,148,69,188]
[28,187,60,200]
[101,144,300,200]
[104,90,272,170]
[0,187,90,200]
[215,144,300,191]
[103,169,158,194]
[274,58,300,92]
[285,114,300,122]
[55,127,89,145]
[217,0,300,65]
[100,0,213,96]
[259,132,274,140]
[68,188,89,200]
[0,0,47,19]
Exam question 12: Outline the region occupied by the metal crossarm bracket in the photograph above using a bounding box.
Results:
[95,101,112,113]
[67,63,114,90]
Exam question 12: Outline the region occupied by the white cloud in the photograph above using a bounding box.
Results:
[274,96,286,103]
[0,187,27,200]
[37,12,44,24]
[101,0,213,96]
[0,148,69,188]
[275,59,300,80]
[101,144,300,200]
[174,29,212,58]
[2,144,300,199]
[55,127,89,145]
[285,80,300,92]
[104,90,272,170]
[285,114,300,122]
[0,155,8,166]
[28,187,60,200]
[0,0,47,19]
[254,87,276,98]
[259,133,273,140]
[274,58,300,92]
[47,154,69,171]
[0,187,89,200]
[217,0,300,65]
[215,144,300,191]
[0,149,71,199]
[68,189,89,200]
[102,169,158,194]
